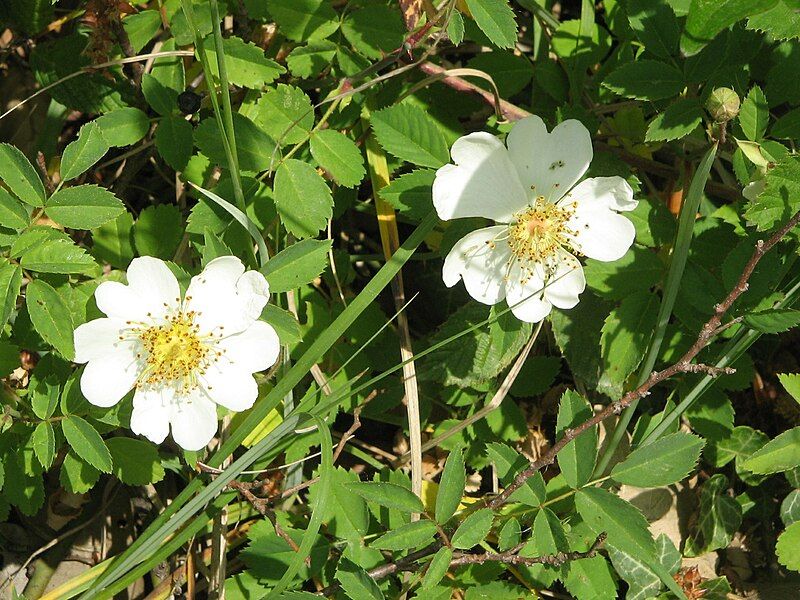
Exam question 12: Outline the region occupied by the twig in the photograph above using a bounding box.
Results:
[488,207,800,509]
[449,533,606,567]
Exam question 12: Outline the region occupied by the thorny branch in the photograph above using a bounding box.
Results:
[488,207,800,509]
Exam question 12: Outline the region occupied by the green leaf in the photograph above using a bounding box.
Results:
[0,260,22,328]
[262,305,302,345]
[26,279,75,359]
[741,427,800,474]
[13,227,96,274]
[779,373,800,404]
[435,447,466,524]
[286,40,337,78]
[777,521,800,572]
[251,84,313,145]
[194,113,277,172]
[47,184,125,229]
[747,1,800,41]
[262,239,331,293]
[772,107,800,139]
[740,86,769,142]
[467,51,533,97]
[62,415,112,473]
[450,508,494,549]
[584,246,664,299]
[781,490,800,526]
[370,520,437,550]
[0,143,46,206]
[95,108,150,147]
[563,556,617,600]
[202,34,284,88]
[645,98,703,142]
[607,546,661,600]
[685,474,742,555]
[744,156,800,231]
[60,121,109,181]
[0,187,31,230]
[106,438,166,485]
[273,158,333,238]
[133,204,183,259]
[123,10,161,52]
[603,60,684,100]
[611,432,704,486]
[335,558,385,600]
[268,0,339,42]
[379,169,435,221]
[464,0,518,49]
[682,0,778,56]
[142,73,178,117]
[521,507,569,582]
[598,291,659,398]
[744,309,800,333]
[626,0,679,59]
[343,481,424,513]
[447,10,465,45]
[341,6,405,59]
[155,115,193,172]
[575,487,655,559]
[0,340,17,378]
[310,129,365,188]
[60,451,100,494]
[32,421,56,470]
[147,38,184,114]
[486,442,546,506]
[498,518,521,551]
[556,390,597,489]
[370,104,450,168]
[422,547,452,589]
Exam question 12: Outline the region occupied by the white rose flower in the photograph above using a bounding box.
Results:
[433,115,639,323]
[73,256,280,451]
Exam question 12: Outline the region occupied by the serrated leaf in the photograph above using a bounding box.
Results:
[584,245,664,299]
[379,169,435,221]
[779,373,800,404]
[341,5,405,59]
[0,143,46,206]
[611,432,704,486]
[286,40,337,78]
[627,0,679,59]
[262,305,302,345]
[0,187,31,230]
[20,237,96,274]
[106,437,166,485]
[370,104,449,168]
[603,60,684,101]
[62,415,112,473]
[681,0,778,56]
[450,508,494,549]
[422,547,452,589]
[32,422,56,470]
[47,184,125,229]
[252,84,313,146]
[744,156,800,231]
[268,0,339,42]
[370,520,437,550]
[0,260,22,328]
[563,555,617,600]
[740,86,769,142]
[607,545,662,600]
[343,481,424,513]
[781,490,800,526]
[274,159,333,238]
[521,507,569,582]
[262,239,331,293]
[576,487,655,559]
[747,1,800,41]
[685,474,742,555]
[447,10,465,45]
[336,558,385,600]
[777,521,800,572]
[464,0,518,49]
[435,447,465,524]
[194,113,276,172]
[556,390,597,489]
[310,129,365,188]
[155,115,193,171]
[133,204,183,259]
[772,107,800,139]
[645,98,703,142]
[95,107,150,147]
[741,427,800,474]
[60,451,100,494]
[26,279,75,359]
[60,121,109,181]
[202,35,284,88]
[744,309,800,333]
[486,442,546,505]
[498,517,521,551]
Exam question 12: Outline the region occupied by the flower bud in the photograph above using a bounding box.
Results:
[705,88,740,123]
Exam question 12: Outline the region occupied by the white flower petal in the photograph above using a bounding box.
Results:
[433,132,528,223]
[506,116,593,203]
[131,386,172,445]
[565,178,637,263]
[201,364,258,412]
[543,250,586,309]
[505,262,553,323]
[80,350,140,407]
[95,281,151,322]
[126,257,181,317]
[218,320,281,374]
[442,225,511,305]
[236,270,271,322]
[74,318,133,363]
[170,392,219,451]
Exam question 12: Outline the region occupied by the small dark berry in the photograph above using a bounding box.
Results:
[178,90,202,114]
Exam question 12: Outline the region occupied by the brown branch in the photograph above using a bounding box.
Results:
[488,207,800,510]
[449,533,606,568]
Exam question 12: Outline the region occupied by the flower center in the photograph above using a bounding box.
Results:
[507,197,576,264]
[136,312,213,392]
